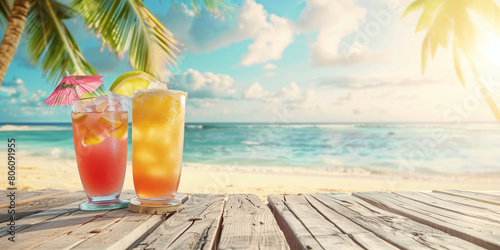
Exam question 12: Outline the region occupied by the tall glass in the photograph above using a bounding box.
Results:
[71,95,129,210]
[130,89,187,207]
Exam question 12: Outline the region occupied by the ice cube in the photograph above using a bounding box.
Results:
[96,100,108,112]
[98,112,122,132]
[135,149,157,165]
[148,82,168,90]
[73,101,86,113]
[83,100,96,112]
[102,99,122,112]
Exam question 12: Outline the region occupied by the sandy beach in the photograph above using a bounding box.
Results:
[2,152,500,200]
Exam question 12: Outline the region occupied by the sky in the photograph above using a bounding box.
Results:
[2,0,500,123]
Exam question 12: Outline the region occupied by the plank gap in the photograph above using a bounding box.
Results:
[126,214,170,250]
[283,195,327,250]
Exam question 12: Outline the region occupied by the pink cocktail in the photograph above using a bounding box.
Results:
[71,95,129,210]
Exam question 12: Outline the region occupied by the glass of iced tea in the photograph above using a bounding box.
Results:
[130,89,187,207]
[71,95,129,210]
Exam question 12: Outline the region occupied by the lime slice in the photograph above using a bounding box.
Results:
[111,124,128,139]
[98,112,122,131]
[109,71,158,97]
[72,113,88,123]
[80,126,105,146]
[83,131,105,146]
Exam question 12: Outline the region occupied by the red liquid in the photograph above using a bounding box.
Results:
[72,111,128,198]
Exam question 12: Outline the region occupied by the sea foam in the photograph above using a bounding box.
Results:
[0,124,72,131]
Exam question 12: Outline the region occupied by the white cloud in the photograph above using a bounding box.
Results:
[242,81,316,109]
[296,0,384,66]
[172,68,236,98]
[163,0,398,67]
[0,87,17,95]
[276,82,301,101]
[0,78,28,97]
[163,0,293,66]
[0,78,60,117]
[262,63,277,70]
[319,76,442,89]
[190,99,216,108]
[242,82,270,100]
[239,12,294,65]
[323,41,391,66]
[265,72,275,77]
[296,0,360,32]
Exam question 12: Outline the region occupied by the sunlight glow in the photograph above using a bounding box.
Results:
[481,33,500,65]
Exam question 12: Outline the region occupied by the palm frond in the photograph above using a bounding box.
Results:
[465,0,500,36]
[402,0,428,18]
[415,0,445,32]
[0,0,11,29]
[453,14,488,57]
[405,0,500,122]
[430,12,451,50]
[183,0,231,16]
[467,57,500,121]
[25,0,97,86]
[74,0,182,81]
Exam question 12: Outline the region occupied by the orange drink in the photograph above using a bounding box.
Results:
[131,89,187,206]
[71,95,129,210]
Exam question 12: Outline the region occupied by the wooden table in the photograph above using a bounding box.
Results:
[1,190,499,249]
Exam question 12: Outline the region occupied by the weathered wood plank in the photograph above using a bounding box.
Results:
[313,193,483,250]
[302,194,398,250]
[434,190,500,206]
[269,194,394,249]
[218,194,289,250]
[0,191,136,248]
[395,191,500,223]
[268,195,323,250]
[422,191,500,216]
[134,194,225,250]
[349,232,399,250]
[0,190,70,208]
[36,193,187,250]
[354,191,499,249]
[283,194,364,250]
[0,191,87,223]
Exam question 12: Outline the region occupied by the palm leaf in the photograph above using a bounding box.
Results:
[174,0,231,16]
[402,0,428,18]
[405,0,500,122]
[74,0,182,81]
[25,0,99,88]
[0,0,10,29]
[430,11,452,49]
[453,15,488,57]
[467,57,500,121]
[465,0,500,35]
[415,0,445,32]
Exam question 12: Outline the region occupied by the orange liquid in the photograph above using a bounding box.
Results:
[132,90,186,200]
[72,111,128,198]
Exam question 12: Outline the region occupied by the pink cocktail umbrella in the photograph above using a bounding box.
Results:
[44,72,104,105]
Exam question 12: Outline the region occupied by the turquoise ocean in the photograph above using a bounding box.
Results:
[1,123,500,174]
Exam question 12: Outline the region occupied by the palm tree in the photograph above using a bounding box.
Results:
[403,0,500,122]
[0,0,229,88]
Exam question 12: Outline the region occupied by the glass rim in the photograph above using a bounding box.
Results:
[71,94,128,104]
[133,89,188,97]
